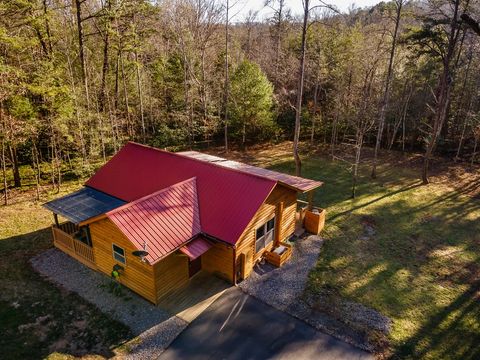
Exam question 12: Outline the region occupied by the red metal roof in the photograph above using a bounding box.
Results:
[86,142,276,245]
[178,151,323,192]
[179,236,213,260]
[106,178,201,264]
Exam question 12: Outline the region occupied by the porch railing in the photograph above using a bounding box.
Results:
[52,224,95,267]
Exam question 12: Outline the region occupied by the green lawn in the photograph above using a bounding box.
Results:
[264,149,480,359]
[0,168,131,359]
[1,145,479,359]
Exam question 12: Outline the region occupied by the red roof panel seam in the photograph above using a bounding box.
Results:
[136,199,182,249]
[148,195,193,242]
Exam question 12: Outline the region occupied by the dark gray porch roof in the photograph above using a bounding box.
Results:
[43,187,126,224]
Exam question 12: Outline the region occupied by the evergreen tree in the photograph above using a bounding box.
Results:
[229,60,275,146]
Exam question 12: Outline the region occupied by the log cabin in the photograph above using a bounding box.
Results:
[43,142,324,305]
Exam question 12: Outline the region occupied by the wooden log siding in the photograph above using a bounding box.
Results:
[153,253,189,301]
[235,184,297,273]
[89,218,157,304]
[202,241,235,283]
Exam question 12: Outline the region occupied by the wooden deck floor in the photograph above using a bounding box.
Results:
[157,271,231,323]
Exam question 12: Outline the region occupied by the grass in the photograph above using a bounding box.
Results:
[0,166,131,360]
[255,146,480,360]
[1,143,479,359]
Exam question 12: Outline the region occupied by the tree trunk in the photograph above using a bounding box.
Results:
[422,0,461,184]
[331,106,339,159]
[66,54,87,163]
[114,47,120,111]
[224,0,229,152]
[75,0,90,109]
[120,48,132,137]
[200,48,208,140]
[99,20,110,112]
[32,143,40,201]
[453,54,473,161]
[472,137,478,167]
[8,145,21,188]
[273,0,285,86]
[389,82,412,150]
[1,139,6,206]
[352,131,364,199]
[135,49,145,142]
[371,0,403,178]
[311,82,319,144]
[0,105,7,205]
[293,0,309,176]
[42,0,53,54]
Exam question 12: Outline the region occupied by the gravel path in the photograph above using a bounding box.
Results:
[238,235,390,353]
[238,235,324,311]
[31,249,187,359]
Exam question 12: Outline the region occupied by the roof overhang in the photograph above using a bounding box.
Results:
[179,236,213,260]
[43,187,126,225]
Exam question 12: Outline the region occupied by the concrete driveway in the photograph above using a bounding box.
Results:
[159,288,373,360]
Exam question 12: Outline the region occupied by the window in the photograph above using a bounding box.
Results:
[112,244,126,264]
[255,217,275,253]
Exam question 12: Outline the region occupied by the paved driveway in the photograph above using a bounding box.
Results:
[159,288,373,360]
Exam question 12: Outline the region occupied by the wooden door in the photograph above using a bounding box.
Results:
[189,257,201,277]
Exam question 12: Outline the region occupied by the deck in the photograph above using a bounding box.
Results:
[157,271,230,322]
[51,222,96,270]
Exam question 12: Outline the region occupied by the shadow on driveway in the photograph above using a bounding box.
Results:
[160,287,373,360]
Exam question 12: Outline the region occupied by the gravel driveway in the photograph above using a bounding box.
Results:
[238,234,324,312]
[31,249,187,359]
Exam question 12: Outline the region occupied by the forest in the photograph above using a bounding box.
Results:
[1,0,480,202]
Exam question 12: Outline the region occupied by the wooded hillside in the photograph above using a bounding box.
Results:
[1,0,479,201]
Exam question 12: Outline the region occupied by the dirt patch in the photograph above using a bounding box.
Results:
[359,215,377,241]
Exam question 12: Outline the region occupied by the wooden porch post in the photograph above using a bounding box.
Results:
[307,190,315,210]
[53,213,59,227]
[275,201,284,244]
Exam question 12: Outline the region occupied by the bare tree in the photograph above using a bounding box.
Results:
[371,0,405,178]
[0,103,7,206]
[265,0,289,85]
[292,0,310,176]
[224,0,230,152]
[75,0,90,109]
[422,0,465,184]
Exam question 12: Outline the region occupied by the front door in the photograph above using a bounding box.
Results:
[189,256,201,277]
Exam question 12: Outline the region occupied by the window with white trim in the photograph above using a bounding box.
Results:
[255,217,275,253]
[112,244,126,264]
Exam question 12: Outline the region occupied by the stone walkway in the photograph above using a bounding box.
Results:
[31,249,187,359]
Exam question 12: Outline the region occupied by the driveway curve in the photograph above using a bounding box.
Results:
[159,288,373,360]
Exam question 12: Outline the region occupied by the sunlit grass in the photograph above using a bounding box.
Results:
[266,153,480,359]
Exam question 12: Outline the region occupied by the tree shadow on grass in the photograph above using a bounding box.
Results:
[328,182,423,221]
[283,154,480,359]
[0,228,130,360]
[391,274,480,360]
